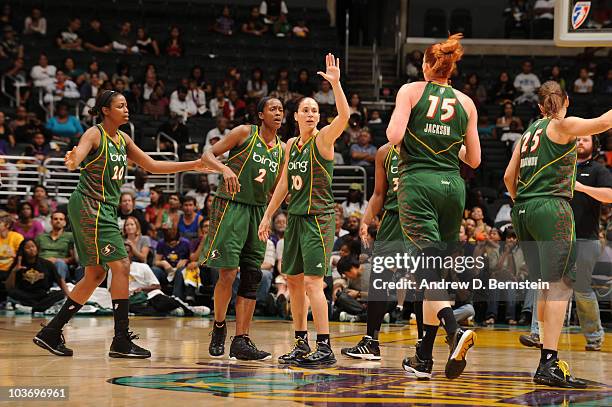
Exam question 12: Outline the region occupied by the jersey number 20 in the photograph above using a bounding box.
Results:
[112,166,125,181]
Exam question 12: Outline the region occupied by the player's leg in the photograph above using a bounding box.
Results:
[525,198,585,388]
[200,198,246,358]
[278,214,311,364]
[294,213,336,367]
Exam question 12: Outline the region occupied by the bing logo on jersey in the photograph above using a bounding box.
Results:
[252,151,279,173]
[101,244,116,256]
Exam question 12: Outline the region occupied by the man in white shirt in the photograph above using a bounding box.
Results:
[44,70,80,103]
[169,86,197,122]
[513,61,540,104]
[188,79,208,116]
[574,68,594,94]
[314,79,335,105]
[205,117,230,149]
[142,71,157,101]
[30,52,56,88]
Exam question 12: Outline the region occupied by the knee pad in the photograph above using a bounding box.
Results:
[237,267,263,300]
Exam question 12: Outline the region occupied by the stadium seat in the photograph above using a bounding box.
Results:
[450,9,472,38]
[424,9,447,38]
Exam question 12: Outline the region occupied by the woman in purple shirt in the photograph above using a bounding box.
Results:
[12,202,44,239]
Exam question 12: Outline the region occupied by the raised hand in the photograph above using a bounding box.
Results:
[317,53,341,85]
[64,147,78,171]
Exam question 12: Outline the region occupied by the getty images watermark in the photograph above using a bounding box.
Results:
[370,252,550,291]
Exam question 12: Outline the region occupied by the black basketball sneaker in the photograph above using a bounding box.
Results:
[519,332,542,349]
[278,338,311,364]
[33,324,73,356]
[341,336,381,360]
[294,342,336,367]
[534,358,587,388]
[229,335,271,361]
[402,353,434,379]
[109,330,151,358]
[445,328,476,379]
[209,322,227,358]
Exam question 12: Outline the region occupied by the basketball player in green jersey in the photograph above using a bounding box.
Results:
[504,81,612,388]
[34,90,209,358]
[258,53,349,367]
[199,97,285,361]
[387,34,481,380]
[340,142,403,360]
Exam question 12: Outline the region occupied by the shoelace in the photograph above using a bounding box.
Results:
[557,360,571,379]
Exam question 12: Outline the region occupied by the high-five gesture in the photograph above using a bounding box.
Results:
[64,147,79,171]
[317,53,341,85]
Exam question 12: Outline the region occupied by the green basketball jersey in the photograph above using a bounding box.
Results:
[516,118,577,201]
[216,125,284,206]
[384,145,400,211]
[287,134,335,215]
[76,124,128,206]
[400,82,469,174]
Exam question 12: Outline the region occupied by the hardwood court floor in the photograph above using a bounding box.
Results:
[1,315,610,406]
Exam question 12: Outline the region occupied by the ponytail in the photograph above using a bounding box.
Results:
[538,81,567,119]
[89,90,121,119]
[424,33,464,80]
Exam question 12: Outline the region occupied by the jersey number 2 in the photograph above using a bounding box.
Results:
[254,169,266,183]
[426,95,456,122]
[112,166,125,181]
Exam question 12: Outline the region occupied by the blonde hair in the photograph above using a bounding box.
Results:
[424,33,464,80]
[122,216,142,237]
[538,80,567,119]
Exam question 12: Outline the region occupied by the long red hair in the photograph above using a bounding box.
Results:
[424,33,464,80]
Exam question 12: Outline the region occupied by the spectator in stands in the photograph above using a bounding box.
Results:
[314,79,335,105]
[83,18,112,53]
[23,8,46,36]
[177,196,202,242]
[185,174,210,210]
[470,206,491,236]
[348,93,367,125]
[160,193,183,231]
[35,211,74,280]
[5,239,68,312]
[548,65,566,90]
[214,6,235,36]
[0,111,14,148]
[8,105,26,136]
[209,86,232,119]
[143,83,169,119]
[154,227,190,284]
[112,21,138,54]
[405,50,424,82]
[30,53,56,89]
[242,6,268,36]
[205,116,230,149]
[121,168,152,210]
[293,68,315,98]
[34,200,52,233]
[273,14,292,37]
[126,82,143,114]
[260,0,288,24]
[23,134,52,164]
[345,113,363,144]
[142,71,159,101]
[270,210,287,246]
[187,78,209,117]
[272,67,290,92]
[135,26,160,56]
[123,216,152,265]
[164,25,184,57]
[29,185,56,218]
[202,193,215,219]
[368,110,382,124]
[496,102,524,132]
[145,186,166,231]
[0,25,23,60]
[477,110,495,138]
[158,115,189,153]
[190,65,208,90]
[44,70,80,105]
[118,192,149,235]
[56,17,82,50]
[0,211,24,295]
[574,67,594,94]
[112,62,133,88]
[467,73,488,105]
[491,71,516,104]
[4,56,30,105]
[350,128,376,167]
[334,214,361,251]
[169,85,197,122]
[269,78,297,105]
[15,111,46,145]
[84,59,108,83]
[247,68,269,100]
[1,198,20,221]
[503,0,529,38]
[228,89,246,123]
[292,19,309,38]
[63,57,85,86]
[45,102,84,146]
[342,183,367,218]
[13,202,44,240]
[513,60,540,105]
[500,120,523,151]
